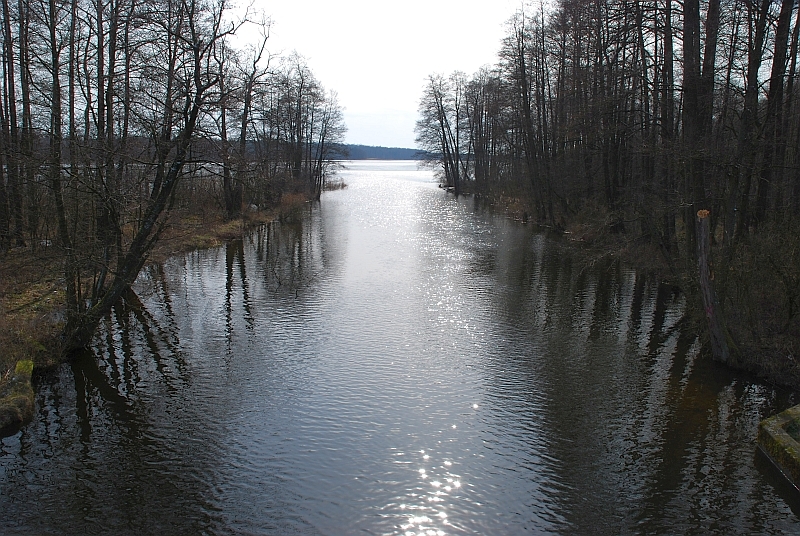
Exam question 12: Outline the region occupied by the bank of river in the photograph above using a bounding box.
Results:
[1,161,799,534]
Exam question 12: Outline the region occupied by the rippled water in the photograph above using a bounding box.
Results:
[2,161,800,534]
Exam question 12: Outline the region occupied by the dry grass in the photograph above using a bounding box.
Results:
[323,180,347,191]
[148,193,309,262]
[279,192,310,208]
[0,248,66,384]
[494,194,531,224]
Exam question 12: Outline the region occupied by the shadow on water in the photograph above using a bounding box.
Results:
[0,343,223,534]
[225,239,254,358]
[455,204,800,533]
[0,226,330,533]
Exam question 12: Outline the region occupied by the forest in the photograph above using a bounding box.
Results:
[339,144,421,160]
[415,0,800,387]
[0,0,346,358]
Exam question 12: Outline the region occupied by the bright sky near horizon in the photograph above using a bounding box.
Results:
[250,0,520,149]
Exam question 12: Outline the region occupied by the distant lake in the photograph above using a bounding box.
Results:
[2,160,799,534]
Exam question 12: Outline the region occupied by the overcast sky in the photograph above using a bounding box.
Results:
[247,0,519,149]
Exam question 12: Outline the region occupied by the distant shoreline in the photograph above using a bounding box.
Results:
[336,144,424,160]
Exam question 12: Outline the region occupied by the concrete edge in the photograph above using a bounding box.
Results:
[757,404,800,491]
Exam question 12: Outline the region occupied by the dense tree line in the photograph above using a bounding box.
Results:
[417,0,800,380]
[0,0,345,351]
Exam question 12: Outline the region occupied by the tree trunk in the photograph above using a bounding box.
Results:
[733,0,770,240]
[696,210,731,363]
[755,0,794,226]
[660,0,676,252]
[18,0,36,247]
[682,0,703,259]
[47,0,77,316]
[2,0,25,247]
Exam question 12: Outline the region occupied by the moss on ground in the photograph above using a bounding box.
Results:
[0,360,35,437]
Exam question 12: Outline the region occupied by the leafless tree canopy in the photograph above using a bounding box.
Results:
[417,0,800,373]
[0,0,345,350]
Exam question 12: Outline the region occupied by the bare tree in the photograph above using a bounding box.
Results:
[62,0,237,351]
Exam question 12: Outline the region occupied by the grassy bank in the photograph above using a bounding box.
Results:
[0,193,312,390]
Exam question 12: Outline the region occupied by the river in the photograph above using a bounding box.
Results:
[1,161,799,534]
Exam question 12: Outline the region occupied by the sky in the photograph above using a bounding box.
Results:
[241,0,520,149]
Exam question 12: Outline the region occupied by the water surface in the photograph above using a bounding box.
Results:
[2,161,799,534]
